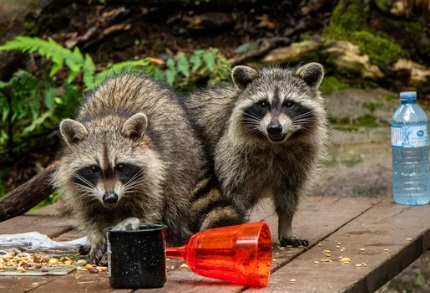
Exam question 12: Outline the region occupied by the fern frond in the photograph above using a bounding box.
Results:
[177,52,190,78]
[165,59,177,86]
[9,70,40,120]
[0,92,9,122]
[82,54,96,89]
[202,49,216,71]
[92,59,153,88]
[0,36,86,78]
[190,50,204,72]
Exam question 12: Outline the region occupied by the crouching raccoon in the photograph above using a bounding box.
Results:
[53,74,245,265]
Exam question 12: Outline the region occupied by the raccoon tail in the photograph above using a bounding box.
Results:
[190,169,248,232]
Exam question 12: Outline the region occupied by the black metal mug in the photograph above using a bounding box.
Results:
[106,224,167,289]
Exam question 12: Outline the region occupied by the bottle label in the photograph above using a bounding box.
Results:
[391,125,429,148]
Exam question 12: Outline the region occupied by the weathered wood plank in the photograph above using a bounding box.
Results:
[134,197,378,293]
[0,204,73,237]
[247,199,430,293]
[29,270,131,293]
[0,197,379,292]
[0,276,55,293]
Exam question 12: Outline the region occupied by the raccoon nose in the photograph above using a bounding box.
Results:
[103,192,119,207]
[267,123,283,135]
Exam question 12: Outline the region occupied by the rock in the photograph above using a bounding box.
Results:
[391,58,430,87]
[324,40,384,79]
[258,38,384,80]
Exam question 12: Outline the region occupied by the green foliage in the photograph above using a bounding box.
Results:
[92,59,163,89]
[322,0,407,71]
[349,31,405,69]
[0,36,233,203]
[362,99,382,112]
[165,48,231,89]
[325,0,366,34]
[0,37,94,85]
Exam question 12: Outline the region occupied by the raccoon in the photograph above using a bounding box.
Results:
[189,168,247,232]
[184,63,328,247]
[53,74,206,264]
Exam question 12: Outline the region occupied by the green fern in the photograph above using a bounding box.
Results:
[177,52,190,78]
[92,58,162,89]
[165,48,231,88]
[0,36,86,82]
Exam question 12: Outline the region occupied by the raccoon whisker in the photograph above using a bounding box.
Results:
[73,173,96,189]
[123,170,144,187]
[242,112,261,121]
[293,112,315,121]
[123,177,145,193]
[123,182,144,194]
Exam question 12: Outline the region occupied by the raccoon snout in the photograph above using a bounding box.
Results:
[267,122,283,135]
[102,192,119,207]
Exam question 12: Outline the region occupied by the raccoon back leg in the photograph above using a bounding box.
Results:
[274,191,309,247]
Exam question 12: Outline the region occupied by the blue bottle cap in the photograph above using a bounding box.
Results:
[400,91,417,101]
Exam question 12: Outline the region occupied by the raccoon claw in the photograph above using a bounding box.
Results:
[88,244,107,265]
[280,237,309,247]
[79,244,91,255]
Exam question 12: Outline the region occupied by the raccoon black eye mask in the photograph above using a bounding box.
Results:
[54,74,207,265]
[183,62,328,247]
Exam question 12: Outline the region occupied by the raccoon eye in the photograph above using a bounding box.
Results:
[258,101,269,109]
[89,165,100,174]
[283,101,295,109]
[115,164,125,172]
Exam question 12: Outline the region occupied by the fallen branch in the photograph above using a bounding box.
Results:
[0,160,60,222]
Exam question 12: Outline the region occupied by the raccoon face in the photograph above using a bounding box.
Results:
[73,162,144,208]
[242,94,316,143]
[60,113,150,208]
[232,63,324,144]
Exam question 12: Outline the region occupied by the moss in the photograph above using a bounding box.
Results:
[322,0,408,71]
[382,92,398,101]
[355,115,383,127]
[324,0,366,37]
[362,99,383,112]
[320,76,349,94]
[350,31,406,69]
[329,114,388,128]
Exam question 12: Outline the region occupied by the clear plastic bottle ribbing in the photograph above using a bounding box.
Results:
[391,91,430,205]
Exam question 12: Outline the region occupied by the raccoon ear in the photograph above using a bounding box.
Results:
[122,113,148,139]
[295,62,324,88]
[60,119,89,145]
[231,65,259,90]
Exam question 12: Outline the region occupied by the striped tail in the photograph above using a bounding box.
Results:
[190,169,247,232]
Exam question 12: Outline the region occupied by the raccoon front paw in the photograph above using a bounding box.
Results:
[88,243,108,266]
[79,244,91,255]
[280,237,309,247]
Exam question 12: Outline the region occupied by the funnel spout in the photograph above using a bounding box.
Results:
[165,246,185,259]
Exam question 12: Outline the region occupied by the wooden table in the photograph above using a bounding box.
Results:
[1,196,430,293]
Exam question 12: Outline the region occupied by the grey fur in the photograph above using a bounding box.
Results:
[184,63,328,246]
[53,74,205,264]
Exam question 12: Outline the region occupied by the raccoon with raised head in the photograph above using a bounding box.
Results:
[184,62,328,247]
[53,73,243,264]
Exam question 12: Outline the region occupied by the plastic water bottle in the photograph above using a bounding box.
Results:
[391,91,430,205]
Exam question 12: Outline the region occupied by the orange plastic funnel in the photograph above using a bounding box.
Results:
[166,222,272,287]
